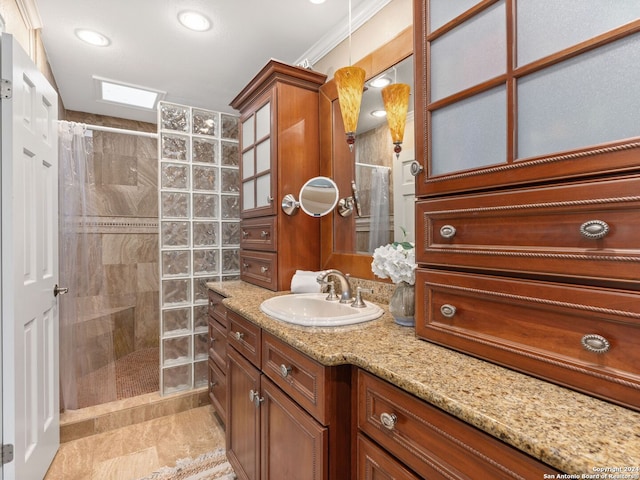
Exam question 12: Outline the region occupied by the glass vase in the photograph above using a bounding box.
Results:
[389,281,415,327]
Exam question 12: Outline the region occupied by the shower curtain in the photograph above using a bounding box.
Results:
[368,166,391,252]
[58,121,118,410]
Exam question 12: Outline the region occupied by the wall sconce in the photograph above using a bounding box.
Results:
[335,66,365,150]
[381,83,411,158]
[335,0,365,151]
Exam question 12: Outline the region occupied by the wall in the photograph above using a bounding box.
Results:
[312,0,412,78]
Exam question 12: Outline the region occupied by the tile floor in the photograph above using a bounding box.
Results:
[45,402,225,480]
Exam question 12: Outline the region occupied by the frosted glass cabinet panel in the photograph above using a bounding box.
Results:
[255,102,271,139]
[242,116,254,146]
[431,86,506,176]
[430,1,506,102]
[429,0,482,32]
[255,174,272,208]
[518,34,640,160]
[517,0,640,66]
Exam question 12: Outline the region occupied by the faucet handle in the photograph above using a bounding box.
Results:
[352,287,373,308]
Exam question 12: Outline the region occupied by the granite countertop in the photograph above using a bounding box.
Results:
[207,280,640,475]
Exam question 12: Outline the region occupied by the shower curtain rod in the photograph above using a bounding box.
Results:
[355,162,391,169]
[65,121,158,139]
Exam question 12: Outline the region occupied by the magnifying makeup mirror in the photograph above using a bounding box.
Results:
[281,176,339,217]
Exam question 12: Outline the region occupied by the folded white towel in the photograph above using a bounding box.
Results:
[290,270,325,293]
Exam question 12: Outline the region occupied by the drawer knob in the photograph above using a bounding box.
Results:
[261,266,270,274]
[209,380,217,389]
[243,262,250,270]
[210,337,216,346]
[249,389,264,407]
[380,412,397,430]
[439,225,456,239]
[242,230,249,238]
[260,230,269,238]
[280,364,292,378]
[580,220,609,239]
[234,331,244,341]
[440,304,457,318]
[581,334,610,354]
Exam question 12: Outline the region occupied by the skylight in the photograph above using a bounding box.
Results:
[94,76,165,110]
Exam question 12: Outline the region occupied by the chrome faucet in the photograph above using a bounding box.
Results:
[317,269,352,304]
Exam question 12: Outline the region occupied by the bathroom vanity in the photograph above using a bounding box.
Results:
[208,281,640,479]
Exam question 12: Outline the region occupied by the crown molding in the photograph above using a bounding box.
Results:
[15,0,43,30]
[295,0,393,68]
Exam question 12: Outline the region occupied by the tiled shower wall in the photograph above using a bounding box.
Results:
[62,111,160,406]
[158,102,240,395]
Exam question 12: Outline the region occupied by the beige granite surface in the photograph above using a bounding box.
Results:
[207,280,640,475]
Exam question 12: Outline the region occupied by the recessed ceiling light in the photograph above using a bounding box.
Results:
[75,29,110,47]
[369,76,391,88]
[371,110,387,118]
[178,11,211,32]
[309,0,326,4]
[93,76,165,110]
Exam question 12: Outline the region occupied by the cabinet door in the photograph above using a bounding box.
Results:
[261,376,328,480]
[227,348,261,480]
[357,434,420,480]
[241,96,276,218]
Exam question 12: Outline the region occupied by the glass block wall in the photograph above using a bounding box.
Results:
[158,102,240,395]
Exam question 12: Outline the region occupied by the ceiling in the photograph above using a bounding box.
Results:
[33,0,391,124]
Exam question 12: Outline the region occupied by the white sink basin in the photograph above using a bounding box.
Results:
[260,293,383,327]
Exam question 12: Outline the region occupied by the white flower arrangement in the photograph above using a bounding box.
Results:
[371,241,417,285]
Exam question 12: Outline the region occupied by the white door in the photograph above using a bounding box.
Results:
[392,114,416,243]
[1,33,60,480]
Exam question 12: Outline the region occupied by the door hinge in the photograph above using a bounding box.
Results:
[1,444,14,465]
[1,79,12,99]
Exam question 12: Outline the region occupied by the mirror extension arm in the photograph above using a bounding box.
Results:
[337,180,362,217]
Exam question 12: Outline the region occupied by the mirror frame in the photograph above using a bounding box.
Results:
[319,26,413,280]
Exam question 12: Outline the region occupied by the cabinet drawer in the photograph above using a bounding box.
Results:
[227,310,261,368]
[208,358,226,424]
[357,433,421,480]
[262,331,328,425]
[240,250,277,291]
[208,290,228,327]
[208,320,227,371]
[416,268,640,411]
[240,216,277,251]
[416,174,640,286]
[357,370,558,479]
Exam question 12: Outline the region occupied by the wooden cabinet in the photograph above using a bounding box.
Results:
[226,310,350,480]
[231,60,327,291]
[357,434,420,480]
[207,290,228,424]
[356,370,558,479]
[412,0,640,410]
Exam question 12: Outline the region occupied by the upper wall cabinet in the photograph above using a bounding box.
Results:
[414,0,640,197]
[230,60,326,290]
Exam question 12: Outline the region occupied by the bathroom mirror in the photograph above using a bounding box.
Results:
[320,27,413,279]
[282,176,339,217]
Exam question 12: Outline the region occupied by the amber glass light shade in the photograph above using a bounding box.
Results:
[334,66,366,150]
[381,83,411,158]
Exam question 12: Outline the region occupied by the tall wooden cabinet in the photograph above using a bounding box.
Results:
[413,0,640,410]
[230,60,326,291]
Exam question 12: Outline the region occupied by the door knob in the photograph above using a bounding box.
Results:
[53,284,69,297]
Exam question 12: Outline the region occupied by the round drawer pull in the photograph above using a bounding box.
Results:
[261,230,269,238]
[380,412,397,430]
[280,364,292,378]
[581,334,610,354]
[210,337,216,346]
[439,225,456,239]
[209,380,217,389]
[409,161,423,176]
[580,220,609,240]
[440,304,457,318]
[242,230,249,238]
[261,266,269,274]
[234,331,244,341]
